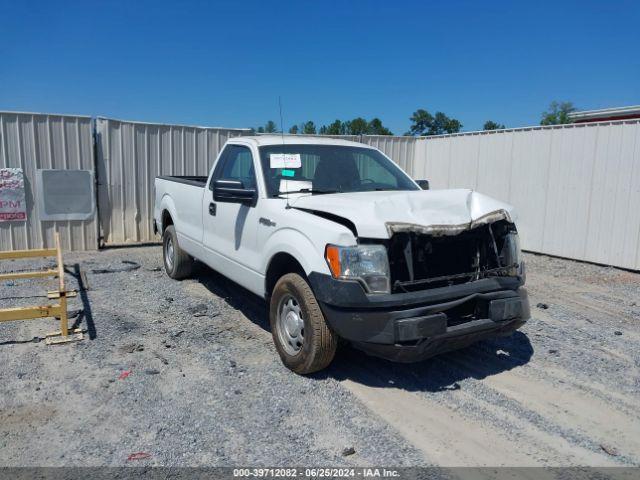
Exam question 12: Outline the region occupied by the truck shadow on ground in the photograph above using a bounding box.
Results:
[320,331,534,392]
[194,265,270,331]
[194,265,534,393]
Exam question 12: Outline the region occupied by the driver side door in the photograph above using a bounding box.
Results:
[201,144,263,294]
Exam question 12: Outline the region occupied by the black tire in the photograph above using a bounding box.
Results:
[270,273,337,374]
[162,225,193,280]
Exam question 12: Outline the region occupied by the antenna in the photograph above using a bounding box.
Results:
[278,96,285,144]
[278,96,290,209]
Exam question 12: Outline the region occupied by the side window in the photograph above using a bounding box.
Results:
[210,145,257,190]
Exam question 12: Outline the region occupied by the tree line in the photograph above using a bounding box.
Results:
[254,101,577,136]
[255,117,392,136]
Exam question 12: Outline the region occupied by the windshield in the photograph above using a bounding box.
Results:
[258,144,419,197]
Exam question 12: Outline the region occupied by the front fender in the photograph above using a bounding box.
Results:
[261,227,329,277]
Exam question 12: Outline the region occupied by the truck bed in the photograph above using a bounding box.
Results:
[157,175,208,187]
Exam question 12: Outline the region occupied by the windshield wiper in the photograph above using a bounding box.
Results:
[275,188,339,197]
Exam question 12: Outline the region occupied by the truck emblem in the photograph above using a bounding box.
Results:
[259,217,276,227]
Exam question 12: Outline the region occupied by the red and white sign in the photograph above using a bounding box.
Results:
[0,168,27,222]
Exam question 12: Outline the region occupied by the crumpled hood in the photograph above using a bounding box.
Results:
[291,189,516,239]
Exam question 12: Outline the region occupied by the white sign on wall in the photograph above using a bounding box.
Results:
[0,168,27,222]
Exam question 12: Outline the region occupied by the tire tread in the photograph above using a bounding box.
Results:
[163,225,193,280]
[270,273,337,374]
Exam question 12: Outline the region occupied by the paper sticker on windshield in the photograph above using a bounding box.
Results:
[281,169,295,177]
[270,153,301,169]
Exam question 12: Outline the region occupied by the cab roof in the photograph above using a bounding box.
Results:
[229,135,374,149]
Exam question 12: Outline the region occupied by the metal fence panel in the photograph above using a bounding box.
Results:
[0,112,98,251]
[360,135,416,173]
[96,117,250,245]
[7,110,634,269]
[412,121,640,270]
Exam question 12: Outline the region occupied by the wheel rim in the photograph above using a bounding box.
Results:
[165,236,174,270]
[276,294,304,355]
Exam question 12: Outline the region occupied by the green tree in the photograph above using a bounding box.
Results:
[318,117,393,136]
[433,112,462,135]
[302,121,317,134]
[483,120,505,130]
[256,122,278,133]
[406,109,462,136]
[367,118,393,135]
[540,101,576,125]
[288,125,299,134]
[264,120,278,133]
[321,119,345,135]
[406,109,434,135]
[345,117,369,135]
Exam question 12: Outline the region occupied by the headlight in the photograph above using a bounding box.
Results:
[500,232,522,276]
[325,244,390,294]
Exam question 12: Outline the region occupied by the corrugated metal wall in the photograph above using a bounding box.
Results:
[95,117,250,245]
[0,112,98,251]
[408,121,640,270]
[3,111,637,269]
[360,135,417,174]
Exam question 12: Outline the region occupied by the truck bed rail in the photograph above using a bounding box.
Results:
[157,175,207,187]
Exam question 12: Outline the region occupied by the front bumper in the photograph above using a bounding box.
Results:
[308,273,529,362]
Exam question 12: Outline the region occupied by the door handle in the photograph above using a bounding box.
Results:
[209,202,216,216]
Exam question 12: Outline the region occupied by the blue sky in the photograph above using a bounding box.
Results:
[1,0,638,134]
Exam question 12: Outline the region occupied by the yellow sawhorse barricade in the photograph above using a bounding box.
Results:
[0,232,83,344]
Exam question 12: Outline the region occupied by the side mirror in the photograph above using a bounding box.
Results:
[213,179,257,206]
[416,179,430,190]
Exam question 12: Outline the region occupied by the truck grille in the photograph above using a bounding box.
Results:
[388,220,517,293]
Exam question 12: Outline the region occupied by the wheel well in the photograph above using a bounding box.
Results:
[161,210,173,232]
[265,253,306,298]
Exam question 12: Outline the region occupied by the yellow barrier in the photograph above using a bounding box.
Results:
[0,232,83,344]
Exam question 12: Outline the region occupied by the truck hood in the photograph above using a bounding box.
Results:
[290,189,516,239]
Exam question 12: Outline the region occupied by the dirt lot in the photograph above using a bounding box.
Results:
[0,246,638,467]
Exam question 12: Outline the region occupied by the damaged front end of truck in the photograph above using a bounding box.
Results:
[386,212,524,294]
[303,192,530,363]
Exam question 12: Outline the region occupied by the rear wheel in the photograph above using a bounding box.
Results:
[270,273,337,374]
[162,225,193,279]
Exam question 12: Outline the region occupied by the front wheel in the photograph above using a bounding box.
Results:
[270,273,338,374]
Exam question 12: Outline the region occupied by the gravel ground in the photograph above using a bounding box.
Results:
[0,247,638,467]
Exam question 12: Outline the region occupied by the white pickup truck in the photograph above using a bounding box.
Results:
[154,136,529,374]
